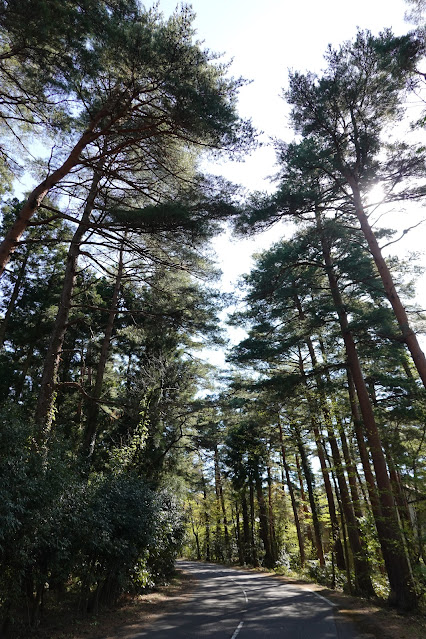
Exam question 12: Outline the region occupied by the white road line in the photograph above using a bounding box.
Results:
[229,577,249,603]
[309,590,337,607]
[230,621,244,639]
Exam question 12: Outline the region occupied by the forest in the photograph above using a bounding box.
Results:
[0,0,426,634]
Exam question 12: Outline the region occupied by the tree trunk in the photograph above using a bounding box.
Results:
[201,472,211,562]
[249,482,259,566]
[241,491,252,565]
[278,419,305,567]
[83,243,124,457]
[347,368,386,530]
[189,504,201,561]
[235,502,244,565]
[384,443,417,567]
[34,169,102,440]
[317,336,365,522]
[338,424,364,519]
[326,425,375,596]
[349,179,426,390]
[316,207,417,610]
[294,426,325,567]
[0,95,125,276]
[299,335,374,595]
[214,446,231,561]
[266,460,279,564]
[253,464,275,569]
[314,430,346,571]
[294,331,345,571]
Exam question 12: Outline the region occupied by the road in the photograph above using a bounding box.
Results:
[130,560,361,638]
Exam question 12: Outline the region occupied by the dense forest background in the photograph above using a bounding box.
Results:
[1,0,426,634]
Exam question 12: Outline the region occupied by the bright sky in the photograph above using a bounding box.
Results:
[152,1,424,366]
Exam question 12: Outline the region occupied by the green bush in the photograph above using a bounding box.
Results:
[0,411,185,629]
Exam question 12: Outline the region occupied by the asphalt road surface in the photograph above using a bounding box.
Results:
[132,560,361,638]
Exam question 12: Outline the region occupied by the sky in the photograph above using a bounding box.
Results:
[153,1,424,366]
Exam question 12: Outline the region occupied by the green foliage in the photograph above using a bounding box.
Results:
[305,561,347,590]
[0,407,184,627]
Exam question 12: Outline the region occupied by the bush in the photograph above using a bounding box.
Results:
[0,411,185,630]
[305,559,347,590]
[0,413,80,628]
[144,490,185,584]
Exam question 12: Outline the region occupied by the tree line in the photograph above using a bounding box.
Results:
[184,27,426,615]
[0,0,425,633]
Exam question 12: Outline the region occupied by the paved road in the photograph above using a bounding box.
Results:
[131,560,361,638]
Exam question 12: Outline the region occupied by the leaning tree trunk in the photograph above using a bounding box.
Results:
[349,179,426,391]
[0,96,127,277]
[316,207,417,610]
[83,243,124,457]
[34,169,102,441]
[338,423,364,519]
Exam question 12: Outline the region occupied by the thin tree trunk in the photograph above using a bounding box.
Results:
[347,369,385,529]
[0,95,126,276]
[323,437,353,591]
[300,333,373,594]
[339,425,364,519]
[201,471,211,562]
[214,472,223,562]
[84,243,124,457]
[266,460,278,564]
[249,481,259,566]
[295,453,313,542]
[189,504,201,561]
[241,491,252,565]
[349,180,426,390]
[317,336,365,522]
[294,333,345,571]
[34,169,102,440]
[316,207,417,610]
[314,430,346,570]
[384,443,417,567]
[254,464,274,569]
[326,424,375,596]
[294,426,325,567]
[235,502,244,565]
[214,446,231,561]
[278,419,305,567]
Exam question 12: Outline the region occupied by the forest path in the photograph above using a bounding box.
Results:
[117,560,362,638]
